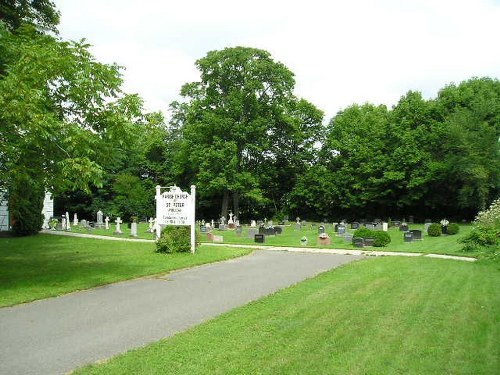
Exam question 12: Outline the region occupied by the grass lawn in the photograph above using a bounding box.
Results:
[74,257,499,375]
[0,234,252,307]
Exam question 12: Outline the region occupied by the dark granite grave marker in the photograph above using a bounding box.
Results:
[404,232,413,242]
[352,237,364,248]
[364,237,375,246]
[254,234,265,243]
[410,229,422,240]
[351,222,360,229]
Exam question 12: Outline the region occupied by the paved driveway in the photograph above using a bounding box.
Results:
[0,250,362,375]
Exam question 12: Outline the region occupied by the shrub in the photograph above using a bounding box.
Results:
[372,231,391,247]
[156,226,191,254]
[353,227,375,239]
[9,175,44,236]
[460,199,500,253]
[427,223,442,237]
[447,223,460,235]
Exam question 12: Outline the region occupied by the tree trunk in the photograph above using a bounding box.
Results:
[233,191,240,220]
[221,190,229,218]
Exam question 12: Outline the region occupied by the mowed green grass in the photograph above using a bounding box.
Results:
[74,257,499,375]
[0,234,251,307]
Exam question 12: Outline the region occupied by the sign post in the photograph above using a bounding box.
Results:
[155,185,196,253]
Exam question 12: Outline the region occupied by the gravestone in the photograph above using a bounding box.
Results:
[351,222,360,229]
[300,237,308,246]
[61,215,67,231]
[130,222,138,237]
[408,215,414,224]
[235,226,242,236]
[104,216,110,230]
[114,217,123,234]
[318,225,325,234]
[247,228,258,239]
[337,224,346,235]
[147,217,154,232]
[365,223,375,230]
[295,222,301,230]
[80,219,88,228]
[254,234,265,243]
[200,226,207,233]
[424,222,432,232]
[228,212,235,229]
[73,213,78,226]
[65,212,71,230]
[382,222,388,232]
[250,220,257,227]
[213,235,223,243]
[410,229,422,240]
[258,226,266,235]
[393,220,401,227]
[219,224,226,231]
[352,237,364,248]
[400,223,409,231]
[274,226,283,235]
[343,233,353,242]
[265,227,275,236]
[364,237,375,246]
[96,210,104,228]
[374,223,383,231]
[404,232,413,242]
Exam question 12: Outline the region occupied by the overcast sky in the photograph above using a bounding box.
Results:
[53,0,500,121]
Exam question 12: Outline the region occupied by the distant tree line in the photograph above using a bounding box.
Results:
[1,3,498,234]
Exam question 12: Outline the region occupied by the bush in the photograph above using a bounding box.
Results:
[156,226,191,254]
[353,227,375,239]
[447,223,460,235]
[427,223,442,237]
[460,199,500,253]
[372,231,391,247]
[9,175,44,236]
[460,225,499,252]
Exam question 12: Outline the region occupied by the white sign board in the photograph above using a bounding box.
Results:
[155,185,196,253]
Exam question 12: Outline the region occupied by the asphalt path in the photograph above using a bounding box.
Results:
[0,250,362,375]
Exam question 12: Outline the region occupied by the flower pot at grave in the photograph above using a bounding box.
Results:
[300,237,308,246]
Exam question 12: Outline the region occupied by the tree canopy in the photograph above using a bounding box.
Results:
[170,46,323,219]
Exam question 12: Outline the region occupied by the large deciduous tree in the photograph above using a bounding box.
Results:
[0,23,144,233]
[170,46,323,219]
[0,0,60,33]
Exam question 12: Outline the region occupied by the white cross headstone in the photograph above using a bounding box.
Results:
[228,212,234,224]
[148,217,154,232]
[114,217,123,234]
[104,216,110,230]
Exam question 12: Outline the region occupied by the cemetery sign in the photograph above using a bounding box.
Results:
[155,185,196,253]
